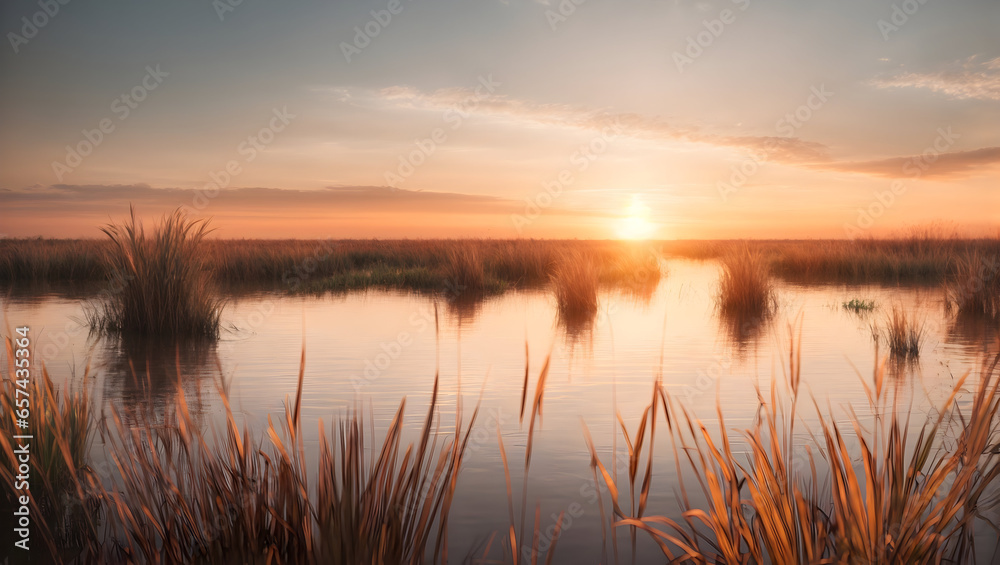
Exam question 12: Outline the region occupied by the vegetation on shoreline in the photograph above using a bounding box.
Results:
[4,235,998,289]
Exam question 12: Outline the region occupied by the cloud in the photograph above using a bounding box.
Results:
[816,146,1000,179]
[0,184,533,214]
[872,56,1000,102]
[370,85,832,164]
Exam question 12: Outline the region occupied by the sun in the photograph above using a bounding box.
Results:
[615,194,657,240]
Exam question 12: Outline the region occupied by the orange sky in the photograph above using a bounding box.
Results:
[1,1,998,239]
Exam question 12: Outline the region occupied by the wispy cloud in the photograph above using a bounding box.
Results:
[370,86,832,164]
[816,146,1000,179]
[872,56,1000,102]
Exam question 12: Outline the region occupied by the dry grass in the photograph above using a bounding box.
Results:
[588,328,1000,564]
[0,335,97,561]
[949,252,1000,319]
[876,305,925,360]
[717,246,776,319]
[663,235,1000,283]
[86,207,223,338]
[4,233,998,288]
[1,333,479,563]
[551,254,600,322]
[4,313,999,563]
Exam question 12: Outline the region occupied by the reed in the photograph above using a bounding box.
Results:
[949,252,1000,319]
[592,328,1000,564]
[86,207,224,338]
[551,254,600,322]
[0,335,97,561]
[876,305,924,359]
[717,246,776,318]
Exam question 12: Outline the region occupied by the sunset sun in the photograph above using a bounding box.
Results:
[616,194,657,240]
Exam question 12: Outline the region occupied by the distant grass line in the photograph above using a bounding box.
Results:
[3,236,998,289]
[662,236,1000,283]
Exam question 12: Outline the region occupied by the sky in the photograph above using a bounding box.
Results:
[0,0,998,239]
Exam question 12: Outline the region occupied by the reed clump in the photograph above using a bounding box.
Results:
[87,207,223,338]
[551,254,600,322]
[876,305,924,359]
[949,252,1000,319]
[717,247,776,318]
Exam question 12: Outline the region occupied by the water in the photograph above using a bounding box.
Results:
[3,259,998,562]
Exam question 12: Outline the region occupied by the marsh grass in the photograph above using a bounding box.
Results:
[87,207,223,338]
[6,235,1000,288]
[0,335,97,561]
[3,322,1000,563]
[718,246,776,319]
[551,254,600,323]
[591,327,1000,564]
[876,305,924,359]
[949,252,1000,319]
[843,298,877,313]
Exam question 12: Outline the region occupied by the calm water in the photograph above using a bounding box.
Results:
[3,259,998,562]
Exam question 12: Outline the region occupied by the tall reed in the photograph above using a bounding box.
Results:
[876,305,924,359]
[551,254,600,322]
[87,207,223,337]
[949,252,1000,319]
[0,335,97,561]
[593,328,1000,564]
[717,246,776,318]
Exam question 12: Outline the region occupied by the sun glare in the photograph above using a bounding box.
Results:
[616,194,657,240]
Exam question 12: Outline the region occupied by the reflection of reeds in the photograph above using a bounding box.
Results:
[718,247,776,318]
[87,206,223,338]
